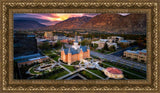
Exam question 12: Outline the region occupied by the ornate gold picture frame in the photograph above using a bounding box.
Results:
[0,0,159,92]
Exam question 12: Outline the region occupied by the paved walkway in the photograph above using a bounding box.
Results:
[58,64,72,73]
[66,73,87,80]
[56,68,85,80]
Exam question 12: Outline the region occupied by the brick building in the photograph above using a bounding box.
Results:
[123,49,147,62]
[44,31,53,40]
[61,37,90,65]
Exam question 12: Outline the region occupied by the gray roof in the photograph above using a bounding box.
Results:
[63,46,88,55]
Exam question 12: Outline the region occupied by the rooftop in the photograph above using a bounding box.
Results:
[28,56,48,61]
[125,49,147,54]
[106,67,123,74]
[63,46,88,55]
[119,40,129,43]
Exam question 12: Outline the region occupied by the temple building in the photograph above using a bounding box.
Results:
[61,36,90,65]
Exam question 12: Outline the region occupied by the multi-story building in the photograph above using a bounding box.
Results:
[44,32,53,40]
[14,33,38,57]
[53,35,67,40]
[92,39,118,49]
[61,37,90,65]
[107,36,124,42]
[36,38,57,46]
[123,49,147,62]
[75,36,84,42]
[119,40,136,45]
[60,39,69,44]
[14,53,49,67]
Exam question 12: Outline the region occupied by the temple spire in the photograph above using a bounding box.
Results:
[87,45,90,49]
[68,48,71,53]
[80,47,83,52]
[61,45,64,51]
[75,32,78,42]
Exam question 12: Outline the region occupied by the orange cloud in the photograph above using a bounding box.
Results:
[40,13,85,21]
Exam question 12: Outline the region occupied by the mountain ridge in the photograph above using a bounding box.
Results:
[14,14,146,34]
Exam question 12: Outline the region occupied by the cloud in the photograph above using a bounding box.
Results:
[13,13,99,26]
[118,13,130,16]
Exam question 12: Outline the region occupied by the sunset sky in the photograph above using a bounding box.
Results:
[14,13,130,26]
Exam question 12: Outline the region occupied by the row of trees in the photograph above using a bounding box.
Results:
[103,43,116,52]
[38,41,63,50]
[90,43,116,52]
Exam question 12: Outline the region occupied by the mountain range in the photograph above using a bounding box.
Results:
[14,14,146,34]
[14,20,46,30]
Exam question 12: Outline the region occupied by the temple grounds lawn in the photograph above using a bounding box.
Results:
[29,64,59,75]
[80,71,100,79]
[62,65,76,72]
[42,50,60,62]
[87,69,107,78]
[71,61,80,65]
[46,70,69,79]
[53,56,60,61]
[34,66,69,79]
[42,50,53,55]
[30,67,40,74]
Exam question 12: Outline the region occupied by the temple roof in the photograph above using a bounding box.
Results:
[63,46,88,55]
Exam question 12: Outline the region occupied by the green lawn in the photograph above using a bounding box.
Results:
[123,72,144,79]
[46,70,69,79]
[87,69,107,78]
[71,61,80,65]
[80,71,100,79]
[99,63,110,68]
[62,65,76,72]
[104,51,112,54]
[53,56,60,61]
[30,67,41,74]
[43,50,53,55]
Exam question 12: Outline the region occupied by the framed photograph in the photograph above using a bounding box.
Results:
[0,0,160,93]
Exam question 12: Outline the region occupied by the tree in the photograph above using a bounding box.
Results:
[38,42,51,50]
[53,41,62,49]
[103,43,109,51]
[14,61,21,79]
[119,43,129,49]
[80,39,91,46]
[109,45,116,52]
[93,43,98,49]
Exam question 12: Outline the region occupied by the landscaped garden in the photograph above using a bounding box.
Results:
[71,61,80,65]
[34,66,69,79]
[29,63,57,75]
[80,70,100,79]
[62,65,76,72]
[87,69,107,78]
[46,70,69,79]
[42,49,60,62]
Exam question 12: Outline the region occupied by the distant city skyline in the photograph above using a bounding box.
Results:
[14,13,130,26]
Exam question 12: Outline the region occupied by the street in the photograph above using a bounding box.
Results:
[90,51,146,71]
